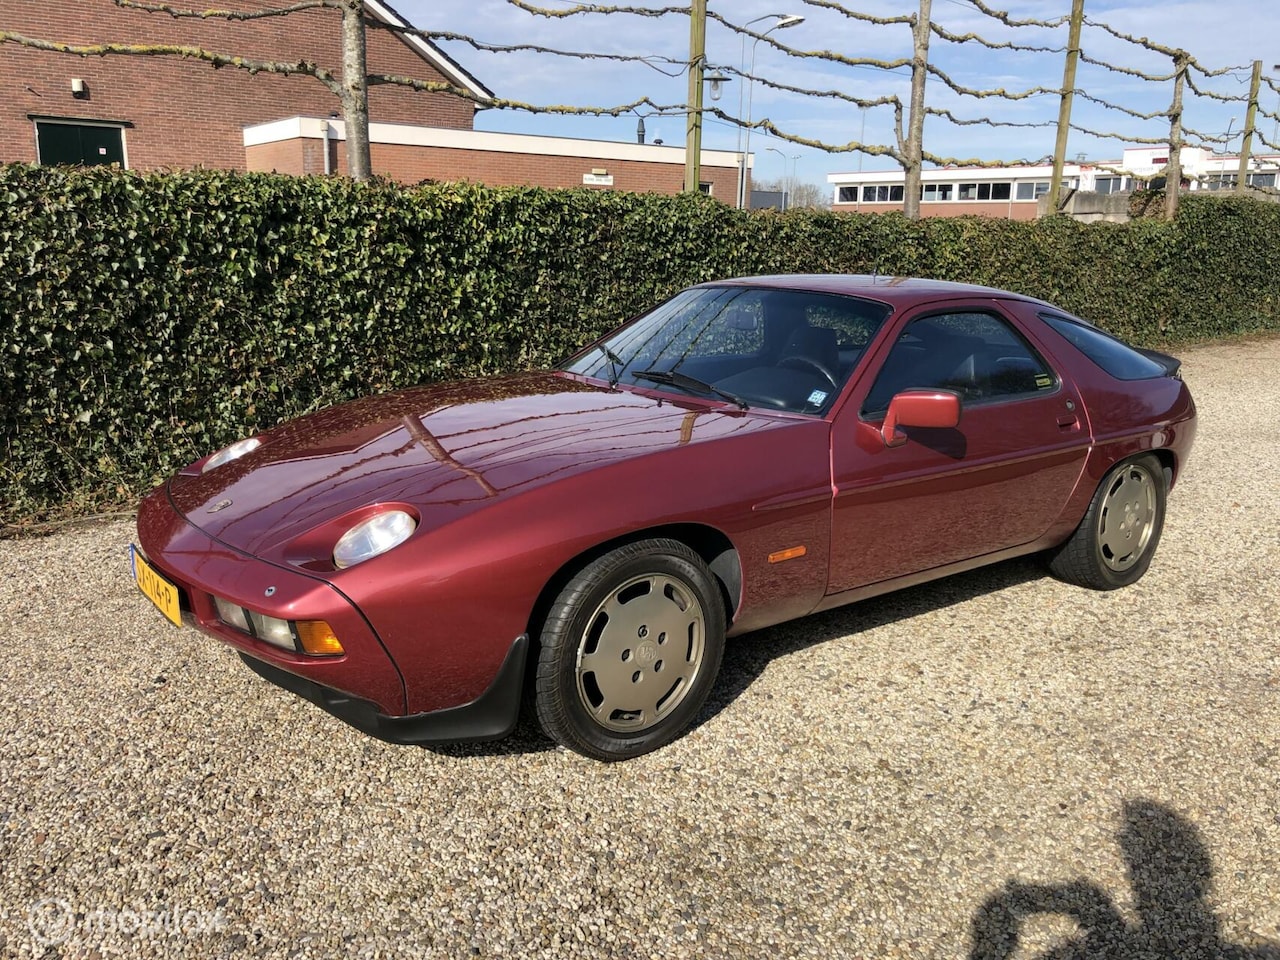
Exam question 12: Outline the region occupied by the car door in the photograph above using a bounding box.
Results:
[826,299,1091,595]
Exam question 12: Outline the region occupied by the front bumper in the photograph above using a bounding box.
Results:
[136,483,531,744]
[240,634,528,745]
[137,484,406,716]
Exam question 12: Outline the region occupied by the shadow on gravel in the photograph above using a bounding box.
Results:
[428,555,1048,759]
[968,799,1280,960]
[698,554,1048,726]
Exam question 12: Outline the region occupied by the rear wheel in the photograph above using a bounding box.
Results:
[1048,454,1166,590]
[534,539,725,761]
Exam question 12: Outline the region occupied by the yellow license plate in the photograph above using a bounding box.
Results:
[131,545,183,627]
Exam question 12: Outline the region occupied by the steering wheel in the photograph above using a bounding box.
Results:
[777,355,840,390]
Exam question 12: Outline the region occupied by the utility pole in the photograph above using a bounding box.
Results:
[684,0,707,193]
[1165,51,1189,220]
[1046,0,1084,215]
[1236,60,1263,194]
[902,0,931,219]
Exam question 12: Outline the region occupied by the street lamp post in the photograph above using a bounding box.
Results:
[1273,64,1280,145]
[766,146,800,209]
[737,13,804,209]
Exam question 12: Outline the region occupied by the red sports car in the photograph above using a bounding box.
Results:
[133,275,1196,761]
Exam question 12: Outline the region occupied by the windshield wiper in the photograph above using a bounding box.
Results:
[632,368,749,409]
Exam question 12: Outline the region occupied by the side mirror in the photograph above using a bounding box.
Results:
[881,390,961,447]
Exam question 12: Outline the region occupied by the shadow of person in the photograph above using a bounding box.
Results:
[968,799,1280,960]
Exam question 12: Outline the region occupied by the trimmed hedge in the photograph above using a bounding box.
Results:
[3,164,1279,524]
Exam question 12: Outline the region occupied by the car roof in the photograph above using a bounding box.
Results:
[700,274,1056,311]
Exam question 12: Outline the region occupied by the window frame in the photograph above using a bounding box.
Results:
[31,116,131,168]
[858,307,1061,419]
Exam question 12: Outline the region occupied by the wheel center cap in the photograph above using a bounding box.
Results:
[635,641,658,665]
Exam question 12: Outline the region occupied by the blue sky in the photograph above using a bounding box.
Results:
[401,1,1279,192]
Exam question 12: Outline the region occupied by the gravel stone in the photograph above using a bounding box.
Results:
[1,335,1278,958]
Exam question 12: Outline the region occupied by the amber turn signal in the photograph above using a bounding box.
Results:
[296,620,344,656]
[767,545,807,564]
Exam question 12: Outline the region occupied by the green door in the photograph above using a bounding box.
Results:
[37,122,124,167]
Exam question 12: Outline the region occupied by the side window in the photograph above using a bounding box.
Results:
[1039,313,1168,380]
[862,311,1057,416]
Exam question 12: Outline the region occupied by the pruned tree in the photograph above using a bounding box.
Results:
[1,0,379,179]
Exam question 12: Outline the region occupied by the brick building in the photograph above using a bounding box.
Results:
[0,0,741,198]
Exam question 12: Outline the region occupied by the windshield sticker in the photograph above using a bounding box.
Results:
[807,390,829,405]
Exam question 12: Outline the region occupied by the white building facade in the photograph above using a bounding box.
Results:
[828,146,1280,220]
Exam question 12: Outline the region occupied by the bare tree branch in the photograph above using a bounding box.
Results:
[963,0,1069,30]
[798,0,913,27]
[1073,89,1172,122]
[1078,51,1176,83]
[925,62,1059,101]
[501,1,687,17]
[1184,72,1251,104]
[930,21,1063,54]
[925,107,1055,130]
[390,26,686,77]
[0,31,342,93]
[111,0,339,19]
[705,13,911,72]
[366,74,679,119]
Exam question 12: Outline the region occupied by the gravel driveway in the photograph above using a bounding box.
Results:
[2,335,1278,960]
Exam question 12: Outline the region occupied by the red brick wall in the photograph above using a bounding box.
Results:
[832,200,1040,221]
[248,137,742,199]
[0,0,474,171]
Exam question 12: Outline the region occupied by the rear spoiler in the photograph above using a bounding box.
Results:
[1136,347,1182,378]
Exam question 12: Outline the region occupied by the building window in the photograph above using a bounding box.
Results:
[838,186,858,203]
[698,182,713,195]
[1249,172,1277,188]
[859,184,904,203]
[957,182,1012,201]
[921,183,953,202]
[1015,181,1054,201]
[35,120,126,167]
[1094,176,1129,194]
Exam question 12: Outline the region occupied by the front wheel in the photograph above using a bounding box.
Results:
[534,539,726,761]
[1047,454,1167,590]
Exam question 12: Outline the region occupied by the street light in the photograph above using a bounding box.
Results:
[1272,64,1280,145]
[737,13,804,208]
[766,146,800,209]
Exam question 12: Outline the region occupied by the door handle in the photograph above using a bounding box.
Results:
[1056,413,1079,430]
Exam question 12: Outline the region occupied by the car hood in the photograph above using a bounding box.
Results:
[167,372,783,562]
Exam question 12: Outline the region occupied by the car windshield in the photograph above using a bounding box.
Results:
[560,285,892,415]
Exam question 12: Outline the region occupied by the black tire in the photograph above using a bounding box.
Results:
[534,538,726,761]
[1047,454,1167,590]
